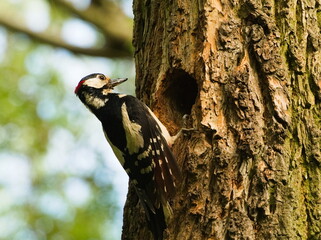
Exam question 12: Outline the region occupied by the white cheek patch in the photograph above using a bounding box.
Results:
[83,77,106,89]
[84,92,107,109]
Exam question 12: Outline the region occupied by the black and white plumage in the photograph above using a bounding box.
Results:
[75,73,181,240]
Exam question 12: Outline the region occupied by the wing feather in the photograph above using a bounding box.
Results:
[118,96,181,240]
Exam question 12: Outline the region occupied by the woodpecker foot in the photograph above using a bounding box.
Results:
[168,114,196,146]
[169,127,195,145]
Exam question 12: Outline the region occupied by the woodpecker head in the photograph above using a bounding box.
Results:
[74,73,128,96]
[75,73,128,109]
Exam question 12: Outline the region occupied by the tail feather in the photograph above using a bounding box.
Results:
[135,186,166,240]
[135,186,175,240]
[147,206,166,240]
[141,128,180,239]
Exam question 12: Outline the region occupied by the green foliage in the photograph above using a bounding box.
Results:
[0,30,124,240]
[0,0,135,238]
[0,1,135,237]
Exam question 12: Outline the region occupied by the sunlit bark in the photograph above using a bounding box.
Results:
[123,0,321,239]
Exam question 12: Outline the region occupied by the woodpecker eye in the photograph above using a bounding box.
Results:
[98,75,106,80]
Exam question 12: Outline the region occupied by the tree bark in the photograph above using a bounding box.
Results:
[123,0,321,239]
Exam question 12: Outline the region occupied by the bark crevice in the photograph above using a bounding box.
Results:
[125,0,321,239]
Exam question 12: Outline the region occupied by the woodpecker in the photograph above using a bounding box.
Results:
[75,73,181,240]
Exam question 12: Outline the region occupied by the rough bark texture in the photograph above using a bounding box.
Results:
[122,0,321,239]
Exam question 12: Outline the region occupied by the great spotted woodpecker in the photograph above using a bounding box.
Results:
[75,73,181,240]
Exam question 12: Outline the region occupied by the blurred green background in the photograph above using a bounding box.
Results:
[0,0,134,239]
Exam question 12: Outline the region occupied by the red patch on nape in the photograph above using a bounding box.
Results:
[74,80,86,94]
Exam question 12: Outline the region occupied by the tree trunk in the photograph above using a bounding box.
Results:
[122,0,321,239]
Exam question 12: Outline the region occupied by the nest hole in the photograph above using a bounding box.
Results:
[155,69,198,133]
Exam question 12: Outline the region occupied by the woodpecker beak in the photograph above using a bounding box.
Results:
[110,78,128,87]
